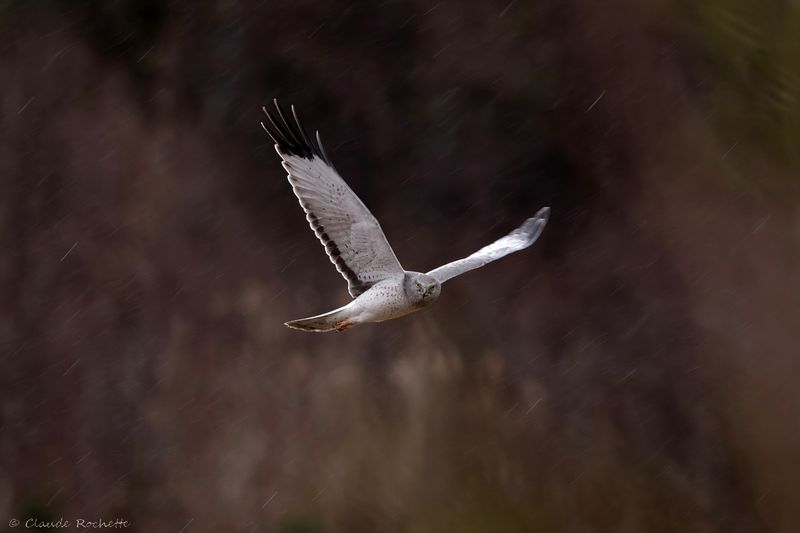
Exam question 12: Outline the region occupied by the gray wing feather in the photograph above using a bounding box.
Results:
[427,207,549,284]
[262,101,404,298]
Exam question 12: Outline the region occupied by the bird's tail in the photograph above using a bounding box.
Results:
[284,305,353,333]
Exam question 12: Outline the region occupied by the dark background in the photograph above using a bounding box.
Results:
[1,1,799,532]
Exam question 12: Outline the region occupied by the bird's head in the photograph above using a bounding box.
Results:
[404,272,441,306]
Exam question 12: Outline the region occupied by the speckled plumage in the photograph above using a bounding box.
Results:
[261,100,549,332]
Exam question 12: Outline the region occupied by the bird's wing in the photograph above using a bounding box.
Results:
[262,100,404,298]
[426,207,549,284]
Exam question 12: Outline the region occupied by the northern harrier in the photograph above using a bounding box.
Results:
[262,101,549,332]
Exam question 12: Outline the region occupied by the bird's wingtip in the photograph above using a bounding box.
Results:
[260,100,328,163]
[514,207,550,243]
[536,206,550,221]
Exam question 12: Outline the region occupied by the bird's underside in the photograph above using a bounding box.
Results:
[261,100,549,332]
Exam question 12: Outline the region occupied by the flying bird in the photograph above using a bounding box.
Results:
[261,100,549,332]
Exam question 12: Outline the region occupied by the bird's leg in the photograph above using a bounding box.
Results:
[334,320,352,331]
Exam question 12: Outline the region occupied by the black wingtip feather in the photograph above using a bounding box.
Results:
[273,99,303,148]
[261,100,331,164]
[291,105,315,150]
[315,130,332,164]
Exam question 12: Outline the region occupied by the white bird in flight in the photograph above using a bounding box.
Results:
[262,100,549,332]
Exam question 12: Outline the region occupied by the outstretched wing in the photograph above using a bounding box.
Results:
[426,207,549,284]
[262,100,404,298]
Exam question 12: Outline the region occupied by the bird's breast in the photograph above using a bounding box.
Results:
[354,279,422,323]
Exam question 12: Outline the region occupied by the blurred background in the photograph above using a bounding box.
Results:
[1,0,799,531]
